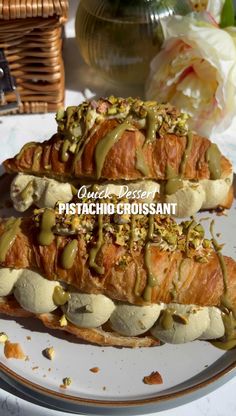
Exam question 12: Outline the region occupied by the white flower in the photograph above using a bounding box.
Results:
[145,15,236,137]
[225,26,236,46]
[207,0,225,23]
[190,0,225,23]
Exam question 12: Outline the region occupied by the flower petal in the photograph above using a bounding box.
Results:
[146,15,236,137]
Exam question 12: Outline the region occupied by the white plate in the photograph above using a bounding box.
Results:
[0,148,236,414]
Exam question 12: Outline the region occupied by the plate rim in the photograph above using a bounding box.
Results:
[1,356,236,409]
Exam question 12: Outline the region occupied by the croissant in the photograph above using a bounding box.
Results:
[3,97,234,216]
[0,210,235,348]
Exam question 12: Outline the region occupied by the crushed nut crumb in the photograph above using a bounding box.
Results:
[0,332,8,343]
[59,314,68,327]
[60,377,72,389]
[42,347,55,360]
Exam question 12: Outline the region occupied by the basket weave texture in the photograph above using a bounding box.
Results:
[0,0,68,113]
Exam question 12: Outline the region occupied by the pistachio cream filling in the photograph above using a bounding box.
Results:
[10,172,232,218]
[0,267,229,345]
[10,173,73,212]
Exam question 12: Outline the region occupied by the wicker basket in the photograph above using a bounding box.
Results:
[0,0,68,113]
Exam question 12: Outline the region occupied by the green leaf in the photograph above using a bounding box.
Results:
[220,0,235,28]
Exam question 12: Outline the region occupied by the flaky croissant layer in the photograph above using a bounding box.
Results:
[3,98,233,183]
[0,214,235,309]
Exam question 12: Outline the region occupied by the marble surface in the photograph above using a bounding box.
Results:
[0,0,236,414]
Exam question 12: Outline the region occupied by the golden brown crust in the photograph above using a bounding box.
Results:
[0,218,236,309]
[0,297,158,348]
[3,121,232,181]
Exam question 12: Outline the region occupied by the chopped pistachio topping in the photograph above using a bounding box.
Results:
[56,97,189,143]
[62,377,72,387]
[59,314,68,327]
[33,202,213,262]
[43,347,55,360]
[0,332,8,343]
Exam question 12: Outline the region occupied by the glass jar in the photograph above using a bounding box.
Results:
[75,0,193,86]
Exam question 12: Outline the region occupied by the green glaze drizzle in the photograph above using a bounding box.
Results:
[171,258,187,300]
[209,220,236,350]
[0,218,21,262]
[38,209,56,246]
[143,215,157,301]
[143,285,153,303]
[61,139,70,162]
[160,309,174,330]
[53,286,71,306]
[61,240,78,269]
[130,215,135,250]
[89,214,105,274]
[165,178,184,195]
[147,215,154,240]
[210,220,228,297]
[16,142,37,161]
[179,132,193,176]
[135,147,149,176]
[72,135,91,172]
[32,146,42,171]
[211,312,236,350]
[134,265,142,297]
[20,180,33,201]
[164,132,193,195]
[186,220,197,255]
[146,108,158,143]
[166,164,177,180]
[144,242,157,288]
[70,184,78,196]
[95,121,130,179]
[206,143,222,179]
[165,133,193,195]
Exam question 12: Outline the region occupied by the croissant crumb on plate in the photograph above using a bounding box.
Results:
[0,209,235,349]
[143,371,163,385]
[4,340,26,360]
[3,97,233,217]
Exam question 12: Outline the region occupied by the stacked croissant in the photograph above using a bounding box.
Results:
[0,97,235,349]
